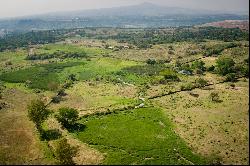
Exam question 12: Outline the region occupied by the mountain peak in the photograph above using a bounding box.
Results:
[137,2,159,8]
[140,2,156,6]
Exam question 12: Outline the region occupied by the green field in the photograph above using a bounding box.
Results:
[74,107,210,165]
[0,62,85,90]
[0,27,249,165]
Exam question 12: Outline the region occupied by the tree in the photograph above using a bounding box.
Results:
[27,99,50,131]
[146,59,157,65]
[192,60,206,71]
[56,108,79,128]
[55,138,78,165]
[216,57,235,76]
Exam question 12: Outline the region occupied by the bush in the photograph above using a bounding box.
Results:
[160,69,180,81]
[68,74,77,81]
[27,99,51,131]
[5,61,12,66]
[207,65,215,72]
[195,78,208,88]
[179,64,193,73]
[40,129,62,141]
[194,69,203,75]
[209,92,220,102]
[191,60,206,71]
[51,95,63,103]
[236,64,249,77]
[56,108,79,129]
[146,59,157,65]
[225,73,237,82]
[58,89,67,97]
[216,57,235,76]
[180,83,195,91]
[55,138,78,165]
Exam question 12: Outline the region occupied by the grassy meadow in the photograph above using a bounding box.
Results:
[0,28,249,165]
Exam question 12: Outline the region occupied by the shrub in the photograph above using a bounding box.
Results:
[225,73,237,82]
[194,69,203,75]
[56,107,79,129]
[5,61,12,66]
[160,69,180,81]
[63,81,73,89]
[68,74,77,82]
[209,92,220,102]
[58,89,67,96]
[207,65,215,72]
[51,95,63,104]
[55,138,78,165]
[180,83,195,91]
[229,83,236,88]
[216,57,235,76]
[146,59,157,65]
[191,60,206,71]
[236,64,249,77]
[40,129,62,141]
[180,64,193,73]
[27,99,51,131]
[195,78,208,88]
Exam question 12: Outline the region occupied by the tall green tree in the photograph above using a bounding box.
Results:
[56,107,79,129]
[216,57,235,76]
[27,99,50,131]
[55,138,78,165]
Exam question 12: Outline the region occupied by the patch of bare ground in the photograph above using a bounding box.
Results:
[152,80,249,165]
[200,20,249,31]
[0,88,53,164]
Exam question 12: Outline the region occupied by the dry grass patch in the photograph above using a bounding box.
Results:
[152,80,249,165]
[0,88,53,164]
[49,81,138,114]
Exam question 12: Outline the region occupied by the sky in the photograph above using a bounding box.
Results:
[0,0,249,18]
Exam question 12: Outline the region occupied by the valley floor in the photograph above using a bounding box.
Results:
[0,38,249,165]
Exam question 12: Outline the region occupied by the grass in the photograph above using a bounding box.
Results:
[48,81,138,112]
[0,57,142,91]
[36,43,110,56]
[0,88,55,164]
[76,58,140,80]
[0,49,29,74]
[74,107,209,165]
[0,38,248,165]
[152,80,249,165]
[0,62,85,91]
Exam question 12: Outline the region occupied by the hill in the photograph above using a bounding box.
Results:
[0,2,248,32]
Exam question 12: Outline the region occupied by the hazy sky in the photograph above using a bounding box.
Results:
[0,0,249,18]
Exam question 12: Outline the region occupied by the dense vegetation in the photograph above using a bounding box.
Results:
[0,62,85,90]
[0,26,249,165]
[105,27,249,48]
[1,27,248,52]
[0,29,69,51]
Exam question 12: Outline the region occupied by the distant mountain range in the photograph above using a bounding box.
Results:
[0,2,249,32]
